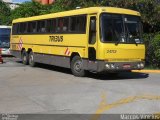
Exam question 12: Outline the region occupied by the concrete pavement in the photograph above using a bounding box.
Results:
[0,57,160,115]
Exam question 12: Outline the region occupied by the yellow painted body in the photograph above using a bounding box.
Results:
[97,43,145,61]
[10,7,145,62]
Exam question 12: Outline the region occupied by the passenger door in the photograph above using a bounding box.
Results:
[87,15,98,71]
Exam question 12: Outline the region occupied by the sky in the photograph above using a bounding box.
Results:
[13,0,31,3]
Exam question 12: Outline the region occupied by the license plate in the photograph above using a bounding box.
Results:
[123,64,131,69]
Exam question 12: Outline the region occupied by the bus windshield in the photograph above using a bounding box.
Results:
[101,13,143,44]
[0,28,11,48]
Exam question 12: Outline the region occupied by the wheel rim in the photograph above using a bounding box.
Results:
[23,55,26,63]
[29,54,33,64]
[74,60,82,72]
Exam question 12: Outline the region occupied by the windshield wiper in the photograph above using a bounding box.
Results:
[115,33,125,45]
[134,38,138,46]
[115,31,121,45]
[115,39,120,45]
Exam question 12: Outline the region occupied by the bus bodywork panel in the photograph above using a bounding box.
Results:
[95,44,145,72]
[97,44,145,60]
[11,34,87,57]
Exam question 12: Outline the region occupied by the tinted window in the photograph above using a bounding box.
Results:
[56,17,69,33]
[124,15,142,43]
[0,28,11,48]
[28,21,37,33]
[70,15,86,33]
[89,16,96,44]
[19,22,27,34]
[101,13,143,44]
[12,24,19,35]
[101,14,113,41]
[12,15,87,34]
[46,19,56,33]
[101,14,124,42]
[77,16,86,32]
[37,20,46,33]
[0,28,11,35]
[70,17,77,32]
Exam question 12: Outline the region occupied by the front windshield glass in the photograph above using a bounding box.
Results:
[124,15,142,44]
[0,28,11,48]
[101,13,143,44]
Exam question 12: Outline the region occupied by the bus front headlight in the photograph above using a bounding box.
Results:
[110,64,115,69]
[106,64,110,69]
[137,63,141,68]
[140,63,144,68]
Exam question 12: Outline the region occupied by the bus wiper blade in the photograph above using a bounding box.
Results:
[115,40,120,45]
[134,39,138,46]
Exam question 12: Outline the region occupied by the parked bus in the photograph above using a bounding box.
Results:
[0,26,11,55]
[10,7,145,77]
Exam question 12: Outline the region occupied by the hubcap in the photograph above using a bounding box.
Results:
[74,60,82,72]
[23,55,26,62]
[29,55,33,64]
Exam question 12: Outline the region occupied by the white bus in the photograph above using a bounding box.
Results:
[0,26,11,55]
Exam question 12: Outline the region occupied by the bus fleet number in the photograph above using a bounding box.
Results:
[107,50,117,53]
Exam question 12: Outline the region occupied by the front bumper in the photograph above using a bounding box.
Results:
[97,61,145,72]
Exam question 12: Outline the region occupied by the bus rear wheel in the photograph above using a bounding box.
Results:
[71,56,86,77]
[29,51,36,67]
[22,50,28,65]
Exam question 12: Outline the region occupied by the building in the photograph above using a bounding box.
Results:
[2,0,20,10]
[33,0,55,5]
[2,0,12,2]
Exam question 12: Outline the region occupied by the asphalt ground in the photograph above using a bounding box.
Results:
[0,57,160,117]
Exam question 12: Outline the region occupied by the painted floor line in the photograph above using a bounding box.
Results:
[91,94,160,120]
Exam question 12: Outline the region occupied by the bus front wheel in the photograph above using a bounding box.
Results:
[71,56,86,77]
[29,51,36,67]
[22,50,28,65]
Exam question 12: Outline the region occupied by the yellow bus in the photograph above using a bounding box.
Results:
[10,7,145,77]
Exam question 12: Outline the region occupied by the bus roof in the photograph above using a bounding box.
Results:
[12,7,140,23]
[0,25,12,28]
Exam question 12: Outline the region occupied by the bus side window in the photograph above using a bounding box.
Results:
[69,15,86,33]
[12,24,19,35]
[37,20,46,33]
[77,16,86,32]
[63,18,69,32]
[46,19,56,33]
[57,18,63,32]
[57,18,69,33]
[69,16,76,32]
[23,22,28,33]
[27,22,31,33]
[19,22,27,34]
[32,22,37,33]
[19,23,26,34]
[28,22,37,33]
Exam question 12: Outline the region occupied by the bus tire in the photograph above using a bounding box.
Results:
[22,50,29,65]
[29,51,36,67]
[71,56,86,77]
